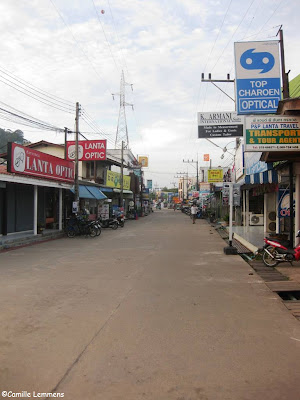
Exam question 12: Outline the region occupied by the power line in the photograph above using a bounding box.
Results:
[0,76,75,114]
[0,65,74,107]
[49,0,113,96]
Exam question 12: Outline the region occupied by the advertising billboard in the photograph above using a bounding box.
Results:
[106,170,131,190]
[234,41,281,114]
[66,140,106,161]
[207,169,223,183]
[7,143,74,183]
[198,112,243,138]
[244,115,300,151]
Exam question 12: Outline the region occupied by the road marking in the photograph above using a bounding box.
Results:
[290,337,300,342]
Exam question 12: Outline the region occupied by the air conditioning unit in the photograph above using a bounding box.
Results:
[267,211,276,232]
[249,213,264,226]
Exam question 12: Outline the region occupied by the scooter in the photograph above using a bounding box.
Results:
[113,212,125,228]
[263,231,300,267]
[98,217,119,230]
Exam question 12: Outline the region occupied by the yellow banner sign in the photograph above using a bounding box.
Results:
[138,156,148,167]
[207,169,223,183]
[106,170,131,190]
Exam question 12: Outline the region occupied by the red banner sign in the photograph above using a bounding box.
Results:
[7,143,74,183]
[66,140,106,161]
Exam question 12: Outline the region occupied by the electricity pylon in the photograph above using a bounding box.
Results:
[112,70,133,149]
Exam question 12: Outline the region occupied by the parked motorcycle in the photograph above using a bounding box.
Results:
[99,216,119,230]
[66,215,98,238]
[263,231,300,267]
[113,212,125,227]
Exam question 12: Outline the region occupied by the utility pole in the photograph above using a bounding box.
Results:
[175,173,188,201]
[183,157,199,191]
[277,26,290,99]
[74,102,80,207]
[201,73,235,103]
[120,140,124,209]
[64,127,68,160]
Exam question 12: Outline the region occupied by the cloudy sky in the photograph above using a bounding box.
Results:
[0,0,298,187]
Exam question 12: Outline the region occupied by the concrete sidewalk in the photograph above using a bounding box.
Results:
[0,209,300,400]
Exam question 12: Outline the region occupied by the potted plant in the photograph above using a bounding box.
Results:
[223,214,229,225]
[37,224,45,234]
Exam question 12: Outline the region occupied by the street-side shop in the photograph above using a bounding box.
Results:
[0,143,74,236]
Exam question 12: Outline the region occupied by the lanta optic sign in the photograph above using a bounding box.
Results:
[7,143,74,183]
[198,112,243,138]
[244,115,300,152]
[66,140,106,161]
[234,41,281,114]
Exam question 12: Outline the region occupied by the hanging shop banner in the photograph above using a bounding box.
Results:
[198,112,243,138]
[147,179,153,189]
[234,41,281,115]
[207,169,223,183]
[244,115,300,151]
[138,156,148,167]
[66,140,106,161]
[106,170,131,190]
[7,142,74,183]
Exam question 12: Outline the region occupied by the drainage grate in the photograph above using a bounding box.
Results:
[276,291,300,301]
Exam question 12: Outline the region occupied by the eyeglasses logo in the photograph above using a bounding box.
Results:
[13,146,26,172]
[240,48,275,73]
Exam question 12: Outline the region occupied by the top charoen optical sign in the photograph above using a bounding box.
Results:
[234,41,281,115]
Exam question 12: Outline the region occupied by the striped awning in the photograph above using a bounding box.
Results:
[245,169,278,185]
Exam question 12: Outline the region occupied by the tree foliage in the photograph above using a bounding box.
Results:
[0,128,27,153]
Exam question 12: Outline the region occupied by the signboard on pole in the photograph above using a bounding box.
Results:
[146,179,153,189]
[7,143,74,183]
[234,41,281,114]
[244,115,300,151]
[66,140,106,161]
[138,156,148,167]
[198,112,243,138]
[208,169,223,183]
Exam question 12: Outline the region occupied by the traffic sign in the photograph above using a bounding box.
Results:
[234,41,281,115]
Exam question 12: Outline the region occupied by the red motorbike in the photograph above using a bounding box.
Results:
[263,231,300,267]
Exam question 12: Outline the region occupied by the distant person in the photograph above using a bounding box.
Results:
[173,203,176,211]
[191,204,198,224]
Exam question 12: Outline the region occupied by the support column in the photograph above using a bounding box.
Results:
[245,190,250,230]
[59,188,63,231]
[34,185,38,235]
[243,190,246,226]
[295,166,300,244]
[264,193,267,235]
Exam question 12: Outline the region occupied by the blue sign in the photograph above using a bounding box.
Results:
[235,41,281,115]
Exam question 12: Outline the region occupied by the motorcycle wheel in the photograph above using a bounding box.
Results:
[111,222,118,230]
[96,226,102,236]
[119,221,124,228]
[67,228,76,238]
[263,246,279,267]
[89,227,97,238]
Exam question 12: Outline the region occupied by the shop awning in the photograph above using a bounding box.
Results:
[85,186,107,200]
[100,187,114,193]
[245,169,278,185]
[70,185,107,200]
[113,189,134,197]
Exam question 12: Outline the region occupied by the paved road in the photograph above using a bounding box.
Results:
[1,209,300,400]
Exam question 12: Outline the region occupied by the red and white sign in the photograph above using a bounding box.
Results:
[66,140,106,161]
[8,143,74,183]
